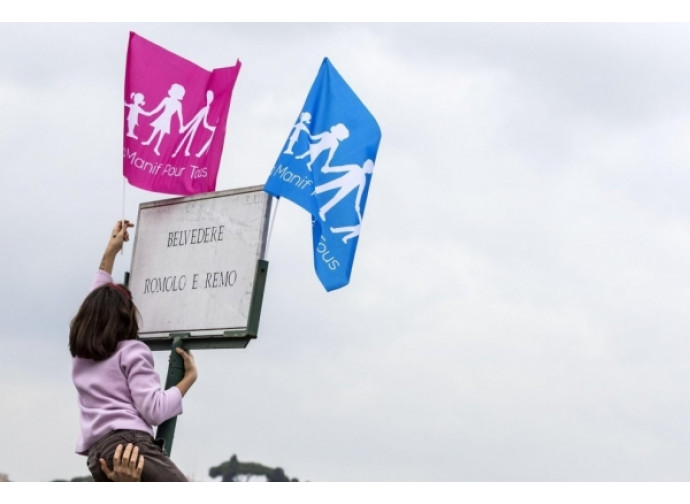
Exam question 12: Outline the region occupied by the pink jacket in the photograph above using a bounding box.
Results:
[72,270,182,455]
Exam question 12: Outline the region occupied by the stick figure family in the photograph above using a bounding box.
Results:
[125,83,216,158]
[283,112,375,244]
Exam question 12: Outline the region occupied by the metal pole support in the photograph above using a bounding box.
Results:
[155,333,189,455]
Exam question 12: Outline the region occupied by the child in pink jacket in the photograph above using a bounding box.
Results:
[70,220,197,481]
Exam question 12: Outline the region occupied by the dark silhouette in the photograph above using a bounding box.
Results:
[209,454,299,482]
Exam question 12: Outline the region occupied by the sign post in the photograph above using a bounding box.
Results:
[127,185,272,453]
[155,333,188,454]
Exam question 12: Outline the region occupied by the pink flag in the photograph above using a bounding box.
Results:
[123,32,241,195]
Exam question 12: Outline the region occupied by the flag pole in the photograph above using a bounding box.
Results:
[121,176,126,256]
[264,196,280,258]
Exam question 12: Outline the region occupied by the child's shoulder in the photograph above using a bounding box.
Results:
[117,339,155,367]
[118,339,153,356]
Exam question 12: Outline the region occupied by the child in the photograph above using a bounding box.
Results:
[70,220,197,482]
[124,92,149,140]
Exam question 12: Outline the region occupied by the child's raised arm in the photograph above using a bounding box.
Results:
[99,220,134,274]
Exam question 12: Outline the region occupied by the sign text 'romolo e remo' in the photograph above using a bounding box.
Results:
[128,186,272,344]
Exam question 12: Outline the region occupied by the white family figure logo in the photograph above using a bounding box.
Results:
[314,159,374,223]
[295,122,349,171]
[125,83,218,158]
[173,90,216,158]
[141,83,186,155]
[281,111,375,235]
[124,92,149,140]
[283,112,312,155]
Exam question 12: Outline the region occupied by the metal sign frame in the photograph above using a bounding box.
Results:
[127,185,272,351]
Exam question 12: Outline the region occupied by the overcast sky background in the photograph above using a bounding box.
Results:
[3,21,690,483]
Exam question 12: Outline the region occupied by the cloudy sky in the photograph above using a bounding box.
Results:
[3,20,690,485]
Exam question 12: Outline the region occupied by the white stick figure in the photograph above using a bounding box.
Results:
[173,90,214,158]
[329,224,361,244]
[124,92,149,140]
[195,125,216,158]
[283,112,311,155]
[142,83,186,156]
[296,123,349,171]
[313,159,375,222]
[195,93,217,158]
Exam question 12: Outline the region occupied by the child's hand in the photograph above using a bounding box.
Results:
[100,220,135,273]
[106,220,135,254]
[175,347,198,396]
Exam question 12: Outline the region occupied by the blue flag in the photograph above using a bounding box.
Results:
[264,58,381,291]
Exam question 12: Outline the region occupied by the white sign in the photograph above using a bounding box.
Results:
[128,186,272,338]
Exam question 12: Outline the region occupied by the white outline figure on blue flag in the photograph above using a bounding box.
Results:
[330,224,361,244]
[296,123,349,171]
[313,159,374,222]
[284,112,312,155]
